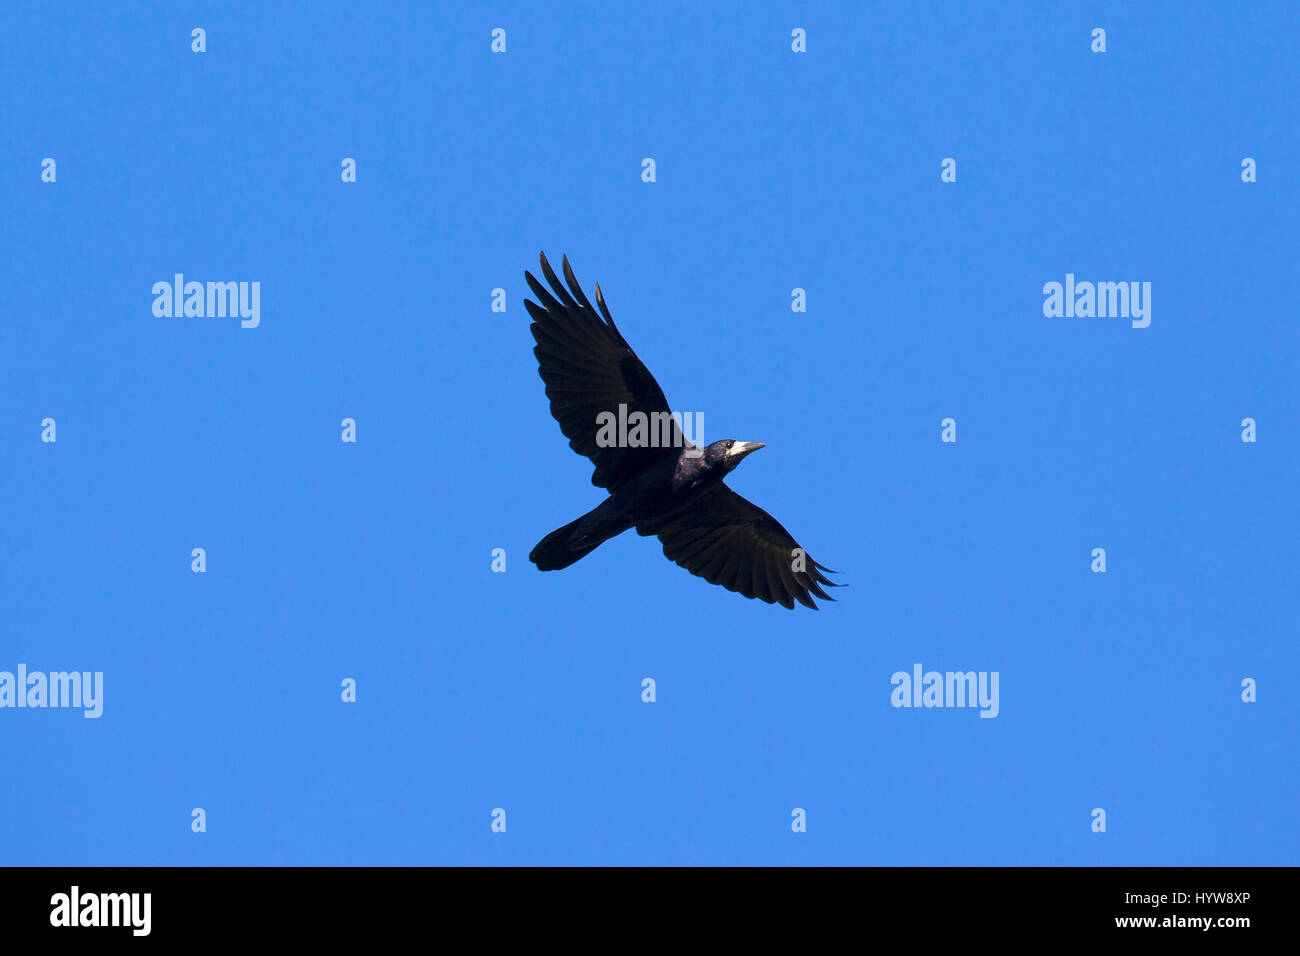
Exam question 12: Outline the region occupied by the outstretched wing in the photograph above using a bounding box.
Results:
[637,483,841,609]
[525,252,687,490]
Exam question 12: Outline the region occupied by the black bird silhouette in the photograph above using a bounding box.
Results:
[525,253,840,609]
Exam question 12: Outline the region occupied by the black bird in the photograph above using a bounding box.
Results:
[524,253,840,609]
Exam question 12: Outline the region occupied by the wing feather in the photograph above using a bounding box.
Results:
[639,484,842,609]
[526,253,687,489]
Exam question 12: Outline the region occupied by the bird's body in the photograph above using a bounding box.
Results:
[532,441,752,565]
[524,253,840,609]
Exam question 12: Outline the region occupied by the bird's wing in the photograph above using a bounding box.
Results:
[637,483,840,609]
[525,253,687,490]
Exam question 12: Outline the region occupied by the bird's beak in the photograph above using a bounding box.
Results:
[729,441,765,463]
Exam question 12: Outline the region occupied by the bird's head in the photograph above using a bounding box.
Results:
[704,439,766,472]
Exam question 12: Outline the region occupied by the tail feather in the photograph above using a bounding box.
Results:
[530,516,602,571]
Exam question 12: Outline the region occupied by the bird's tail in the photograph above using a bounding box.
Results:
[531,501,635,571]
[529,515,603,571]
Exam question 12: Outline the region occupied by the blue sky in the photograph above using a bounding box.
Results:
[1,1,1295,865]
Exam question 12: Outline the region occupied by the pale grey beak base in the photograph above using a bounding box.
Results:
[728,441,766,463]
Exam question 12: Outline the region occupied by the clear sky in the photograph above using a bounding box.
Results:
[1,1,1295,865]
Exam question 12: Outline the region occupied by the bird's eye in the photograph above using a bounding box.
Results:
[726,440,734,449]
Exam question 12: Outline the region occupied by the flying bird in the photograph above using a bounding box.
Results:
[525,252,840,609]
